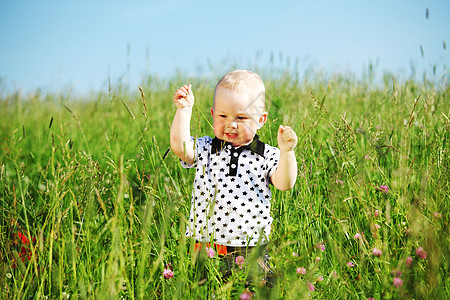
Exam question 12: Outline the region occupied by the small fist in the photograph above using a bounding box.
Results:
[173,84,194,109]
[277,125,297,151]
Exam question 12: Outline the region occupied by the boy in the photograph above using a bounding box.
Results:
[170,70,297,278]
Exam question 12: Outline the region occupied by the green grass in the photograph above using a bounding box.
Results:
[0,67,449,299]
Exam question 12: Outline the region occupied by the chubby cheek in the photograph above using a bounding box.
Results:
[242,126,256,139]
[212,119,224,136]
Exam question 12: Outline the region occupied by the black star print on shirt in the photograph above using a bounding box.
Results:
[181,136,280,247]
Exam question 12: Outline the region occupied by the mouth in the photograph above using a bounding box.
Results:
[225,133,238,139]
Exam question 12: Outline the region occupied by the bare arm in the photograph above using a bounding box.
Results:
[170,84,195,165]
[271,125,298,191]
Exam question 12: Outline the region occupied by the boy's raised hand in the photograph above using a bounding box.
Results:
[173,84,195,109]
[277,125,298,151]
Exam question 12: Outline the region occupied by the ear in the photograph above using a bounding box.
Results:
[258,111,268,129]
[210,107,214,117]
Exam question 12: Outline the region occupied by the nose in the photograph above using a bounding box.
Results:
[229,121,238,129]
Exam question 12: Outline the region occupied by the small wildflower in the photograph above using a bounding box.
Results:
[331,270,338,279]
[317,275,324,281]
[239,291,253,300]
[380,185,388,193]
[405,256,413,267]
[319,243,326,251]
[374,210,379,218]
[6,273,12,279]
[296,267,306,275]
[235,255,245,268]
[367,298,374,300]
[393,277,403,288]
[354,233,361,239]
[38,183,46,191]
[315,256,321,263]
[347,261,354,267]
[336,179,344,185]
[372,248,382,257]
[163,268,174,279]
[307,282,315,291]
[371,224,381,238]
[17,232,30,245]
[206,246,215,258]
[292,252,298,257]
[433,211,442,219]
[391,270,402,277]
[416,247,427,259]
[62,292,70,299]
[12,231,37,267]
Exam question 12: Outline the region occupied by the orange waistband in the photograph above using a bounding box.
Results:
[194,243,228,255]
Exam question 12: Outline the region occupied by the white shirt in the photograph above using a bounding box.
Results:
[181,135,280,247]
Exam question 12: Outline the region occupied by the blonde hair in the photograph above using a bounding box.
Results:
[213,70,266,110]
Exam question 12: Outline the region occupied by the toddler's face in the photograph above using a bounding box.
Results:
[211,87,267,147]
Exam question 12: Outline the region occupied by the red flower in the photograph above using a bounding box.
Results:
[12,231,37,267]
[18,232,30,245]
[416,247,427,259]
[405,256,413,267]
[379,185,388,193]
[393,277,403,288]
[372,248,382,257]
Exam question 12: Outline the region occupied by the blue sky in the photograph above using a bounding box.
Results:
[0,0,448,94]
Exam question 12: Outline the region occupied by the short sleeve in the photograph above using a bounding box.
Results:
[180,136,196,169]
[266,145,280,178]
[180,136,212,169]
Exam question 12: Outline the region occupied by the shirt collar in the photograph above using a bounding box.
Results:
[211,134,265,157]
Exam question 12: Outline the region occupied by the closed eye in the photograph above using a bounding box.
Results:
[219,114,227,118]
[237,116,248,120]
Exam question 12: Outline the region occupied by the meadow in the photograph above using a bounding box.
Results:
[0,65,449,299]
